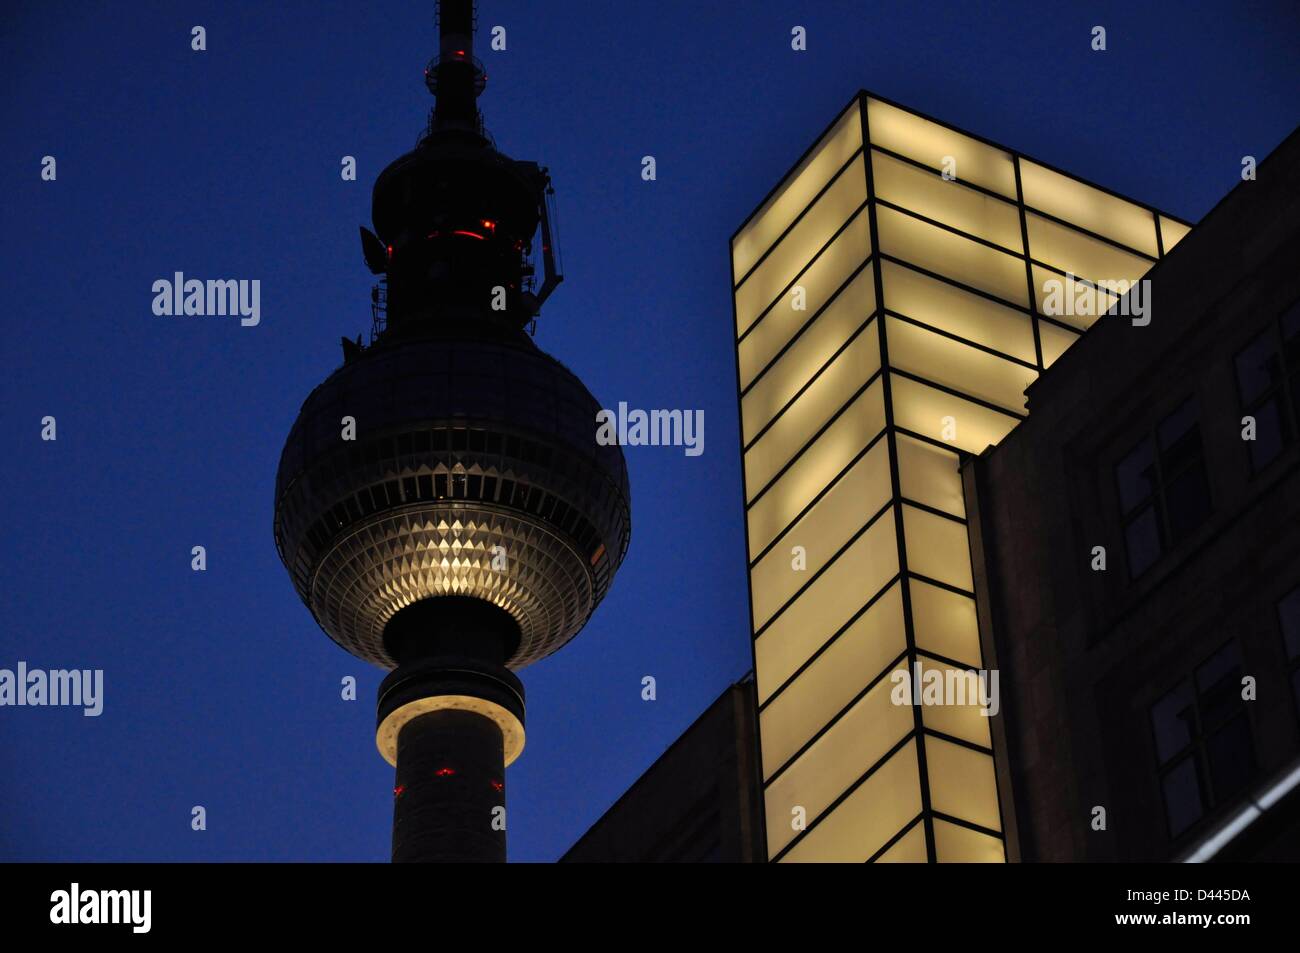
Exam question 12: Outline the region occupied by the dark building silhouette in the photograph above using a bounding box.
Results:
[964,125,1300,862]
[565,106,1300,862]
[562,681,763,863]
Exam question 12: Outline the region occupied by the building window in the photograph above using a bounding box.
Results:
[1115,397,1213,579]
[1280,586,1300,717]
[1149,641,1257,839]
[1234,298,1300,470]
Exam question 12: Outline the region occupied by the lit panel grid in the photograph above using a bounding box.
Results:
[745,377,885,559]
[880,258,1037,364]
[1159,215,1192,251]
[749,435,892,631]
[735,153,868,337]
[741,246,875,439]
[1026,211,1153,290]
[743,320,881,494]
[733,103,864,283]
[1039,319,1081,368]
[780,738,923,863]
[1031,262,1119,331]
[753,507,899,701]
[763,661,914,855]
[757,580,906,772]
[1020,159,1160,257]
[731,91,1194,863]
[876,820,928,862]
[871,150,1023,253]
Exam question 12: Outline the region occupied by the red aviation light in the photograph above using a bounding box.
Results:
[490,780,503,792]
[435,767,457,777]
[393,785,406,797]
[480,219,497,233]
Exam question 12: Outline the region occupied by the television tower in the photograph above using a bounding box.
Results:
[273,1,631,862]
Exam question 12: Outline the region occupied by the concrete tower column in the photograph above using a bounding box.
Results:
[376,597,527,863]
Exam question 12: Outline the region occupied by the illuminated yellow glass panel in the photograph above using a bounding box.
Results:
[735,156,868,336]
[732,104,864,281]
[764,662,913,855]
[1160,215,1192,252]
[889,375,1018,455]
[915,658,993,748]
[747,379,885,558]
[896,432,964,518]
[926,736,1002,832]
[759,582,906,771]
[876,205,1028,308]
[1019,160,1159,257]
[755,510,899,699]
[1026,212,1152,291]
[1032,264,1117,331]
[780,739,922,862]
[1039,319,1080,368]
[743,326,880,492]
[880,259,1036,364]
[910,578,981,669]
[742,300,874,446]
[934,818,1005,862]
[902,504,973,592]
[751,438,891,630]
[885,316,1035,414]
[738,214,873,390]
[874,822,927,862]
[866,98,1016,198]
[871,150,1022,252]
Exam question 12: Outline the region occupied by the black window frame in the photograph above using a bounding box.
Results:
[1233,297,1300,472]
[1114,396,1213,580]
[1148,640,1258,842]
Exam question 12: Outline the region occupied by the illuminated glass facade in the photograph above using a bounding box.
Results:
[730,92,1192,862]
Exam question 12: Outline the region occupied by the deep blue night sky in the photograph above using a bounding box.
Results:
[1,1,1296,861]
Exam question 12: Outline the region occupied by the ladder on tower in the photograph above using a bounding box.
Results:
[370,281,388,344]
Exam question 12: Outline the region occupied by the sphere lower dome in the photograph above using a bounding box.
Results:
[273,329,630,670]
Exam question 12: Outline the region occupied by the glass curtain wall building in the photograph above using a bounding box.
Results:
[730,91,1193,863]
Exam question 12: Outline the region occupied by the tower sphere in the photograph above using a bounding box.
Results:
[273,326,631,670]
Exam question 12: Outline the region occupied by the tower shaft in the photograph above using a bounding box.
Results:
[376,598,527,863]
[393,710,505,863]
[433,0,479,131]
